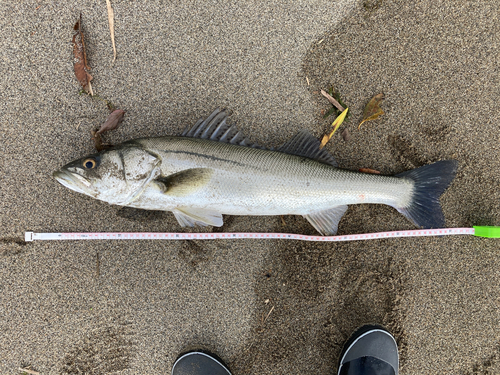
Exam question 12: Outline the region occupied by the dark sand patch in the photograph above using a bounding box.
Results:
[233,238,409,374]
[60,316,135,374]
[232,0,500,373]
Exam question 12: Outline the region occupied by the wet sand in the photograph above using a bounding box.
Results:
[1,0,499,374]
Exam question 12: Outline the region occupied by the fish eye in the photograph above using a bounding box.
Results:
[83,158,97,169]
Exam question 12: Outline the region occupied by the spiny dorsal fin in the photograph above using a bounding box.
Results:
[181,109,261,148]
[277,130,338,167]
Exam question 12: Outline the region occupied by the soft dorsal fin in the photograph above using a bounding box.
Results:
[277,130,338,167]
[181,109,261,148]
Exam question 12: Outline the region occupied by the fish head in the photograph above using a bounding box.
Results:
[53,145,161,205]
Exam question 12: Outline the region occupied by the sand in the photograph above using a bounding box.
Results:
[1,0,499,374]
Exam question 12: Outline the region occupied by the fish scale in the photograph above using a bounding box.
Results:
[133,136,412,214]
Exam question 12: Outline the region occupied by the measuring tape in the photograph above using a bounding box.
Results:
[24,226,500,242]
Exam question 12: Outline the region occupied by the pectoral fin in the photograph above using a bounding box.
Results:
[157,168,213,197]
[303,205,348,236]
[172,207,223,227]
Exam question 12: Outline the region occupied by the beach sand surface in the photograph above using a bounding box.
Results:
[1,0,499,374]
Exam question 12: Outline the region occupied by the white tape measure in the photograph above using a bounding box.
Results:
[25,227,476,242]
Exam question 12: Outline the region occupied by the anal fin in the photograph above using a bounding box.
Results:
[173,207,223,227]
[303,205,348,236]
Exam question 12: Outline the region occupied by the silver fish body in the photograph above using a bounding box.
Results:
[54,110,458,235]
[129,137,413,213]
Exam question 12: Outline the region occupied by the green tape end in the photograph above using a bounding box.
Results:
[473,226,500,238]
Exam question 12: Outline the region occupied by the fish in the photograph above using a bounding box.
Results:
[53,109,458,235]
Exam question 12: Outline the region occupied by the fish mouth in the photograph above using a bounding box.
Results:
[53,170,92,196]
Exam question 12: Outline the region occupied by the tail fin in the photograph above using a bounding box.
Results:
[395,160,458,228]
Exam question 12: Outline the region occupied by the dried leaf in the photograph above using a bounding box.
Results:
[358,93,384,129]
[91,130,114,152]
[319,108,349,149]
[95,109,125,135]
[106,0,116,62]
[91,109,125,151]
[359,168,381,174]
[321,89,344,112]
[72,15,93,95]
[91,130,104,151]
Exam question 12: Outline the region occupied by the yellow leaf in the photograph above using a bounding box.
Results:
[319,108,349,149]
[358,93,384,129]
[319,134,329,149]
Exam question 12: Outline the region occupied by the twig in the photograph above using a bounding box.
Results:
[106,0,116,62]
[320,89,344,112]
[96,251,100,278]
[18,368,40,375]
[263,305,275,324]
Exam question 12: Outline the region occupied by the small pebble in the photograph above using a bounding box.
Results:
[342,128,351,142]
